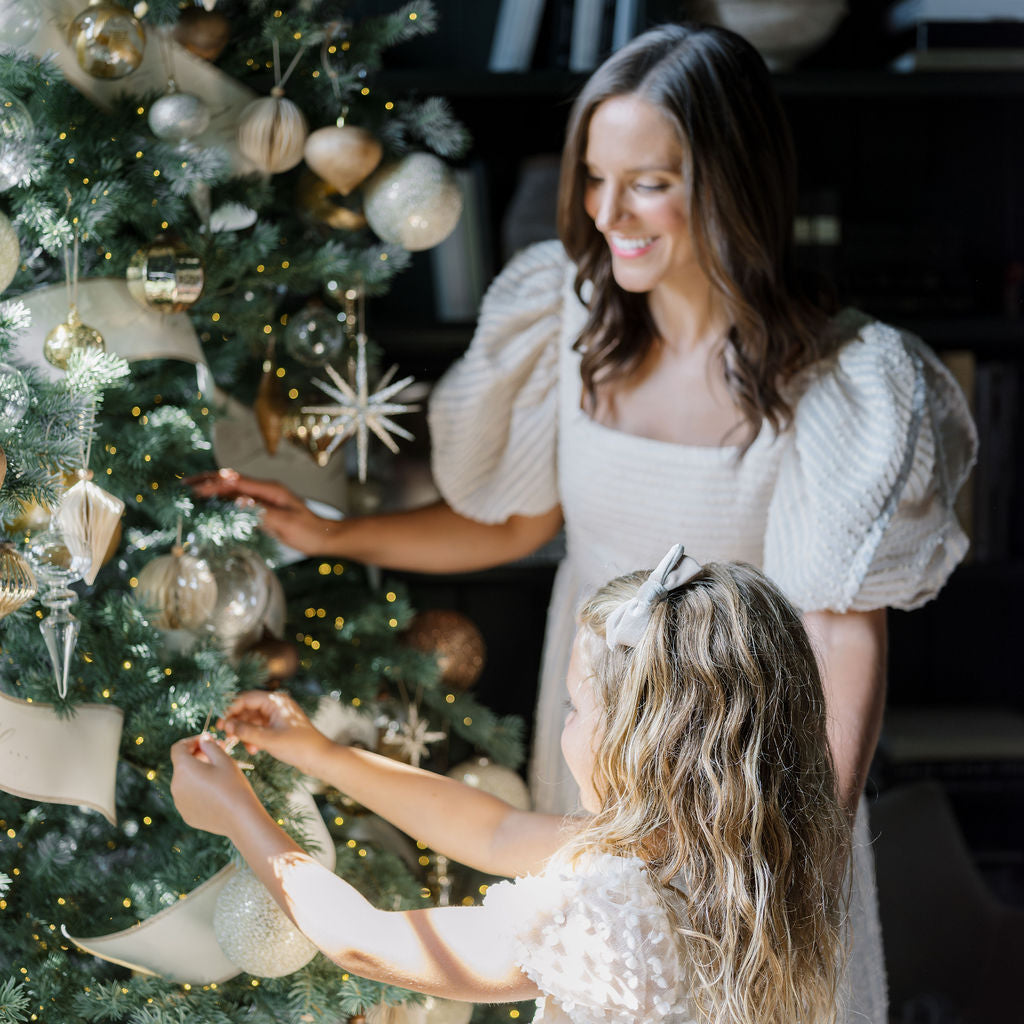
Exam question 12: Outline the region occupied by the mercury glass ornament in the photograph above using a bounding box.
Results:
[67,0,146,80]
[283,304,346,367]
[44,305,105,370]
[147,80,211,143]
[213,865,318,977]
[0,361,29,426]
[204,548,270,647]
[0,542,36,620]
[363,153,463,252]
[126,235,204,313]
[0,92,33,192]
[0,208,20,292]
[0,0,41,49]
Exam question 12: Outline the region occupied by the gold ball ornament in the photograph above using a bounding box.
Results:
[237,89,308,175]
[126,235,204,314]
[247,630,300,682]
[43,305,105,370]
[446,757,531,811]
[402,609,486,691]
[296,170,367,231]
[363,153,463,252]
[0,209,20,293]
[213,864,318,977]
[67,0,145,80]
[0,541,36,620]
[303,124,382,196]
[134,545,217,631]
[172,6,231,62]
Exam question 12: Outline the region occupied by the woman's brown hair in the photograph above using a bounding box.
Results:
[557,23,840,448]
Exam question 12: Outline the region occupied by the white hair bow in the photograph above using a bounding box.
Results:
[604,544,702,650]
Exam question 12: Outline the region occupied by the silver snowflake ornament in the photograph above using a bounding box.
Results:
[301,332,419,482]
[386,704,446,769]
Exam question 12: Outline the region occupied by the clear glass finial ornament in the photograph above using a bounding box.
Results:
[27,523,88,698]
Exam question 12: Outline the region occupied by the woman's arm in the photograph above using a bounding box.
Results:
[170,737,541,1002]
[188,470,563,573]
[803,608,887,812]
[221,691,568,878]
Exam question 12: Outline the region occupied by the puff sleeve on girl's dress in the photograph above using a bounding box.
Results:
[483,853,690,1024]
[427,240,569,524]
[763,314,978,613]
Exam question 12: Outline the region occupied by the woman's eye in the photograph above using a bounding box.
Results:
[635,181,669,193]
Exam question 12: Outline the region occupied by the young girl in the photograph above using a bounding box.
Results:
[171,546,851,1023]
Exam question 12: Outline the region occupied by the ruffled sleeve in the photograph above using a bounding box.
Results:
[763,315,978,612]
[483,853,687,1023]
[428,240,569,524]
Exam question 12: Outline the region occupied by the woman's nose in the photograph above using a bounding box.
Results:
[592,182,625,232]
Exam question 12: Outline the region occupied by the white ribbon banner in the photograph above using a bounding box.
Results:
[0,690,123,824]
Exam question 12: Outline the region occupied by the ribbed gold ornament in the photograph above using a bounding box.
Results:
[237,90,308,175]
[43,305,105,370]
[126,235,204,314]
[0,541,37,619]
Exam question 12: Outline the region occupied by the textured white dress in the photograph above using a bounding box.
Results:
[429,240,977,1024]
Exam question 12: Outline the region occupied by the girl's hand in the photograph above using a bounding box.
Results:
[186,469,341,555]
[170,734,260,837]
[220,690,333,778]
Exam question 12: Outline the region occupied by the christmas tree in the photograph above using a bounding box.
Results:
[0,3,528,1022]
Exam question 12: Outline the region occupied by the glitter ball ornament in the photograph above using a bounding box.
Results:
[213,865,318,977]
[204,547,270,647]
[447,757,531,811]
[0,209,20,293]
[296,170,367,231]
[0,0,41,49]
[127,235,204,314]
[402,609,486,691]
[135,546,217,630]
[363,153,463,252]
[237,90,308,175]
[0,542,36,620]
[67,0,146,80]
[0,361,29,426]
[283,304,346,367]
[43,306,105,371]
[303,124,382,196]
[147,80,211,143]
[173,6,230,62]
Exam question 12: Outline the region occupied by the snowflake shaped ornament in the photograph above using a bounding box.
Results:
[387,704,446,769]
[302,333,419,482]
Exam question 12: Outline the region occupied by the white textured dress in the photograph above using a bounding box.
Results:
[429,240,977,1024]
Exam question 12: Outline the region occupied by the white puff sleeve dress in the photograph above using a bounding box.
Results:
[429,240,977,1024]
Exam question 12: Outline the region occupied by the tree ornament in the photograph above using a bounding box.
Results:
[208,201,258,233]
[422,995,474,1024]
[283,303,346,367]
[446,757,531,811]
[5,496,49,538]
[67,0,146,80]
[0,361,29,426]
[303,124,382,196]
[402,610,486,691]
[0,0,41,49]
[213,865,318,977]
[363,153,463,252]
[0,208,19,293]
[378,703,446,768]
[0,92,33,192]
[237,89,308,175]
[173,5,231,62]
[247,630,300,682]
[126,235,204,314]
[0,542,36,620]
[204,547,270,649]
[147,79,211,143]
[296,170,367,231]
[55,469,124,586]
[0,442,4,489]
[43,305,105,370]
[254,357,289,455]
[134,545,217,630]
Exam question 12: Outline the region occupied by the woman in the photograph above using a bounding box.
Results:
[193,24,975,1022]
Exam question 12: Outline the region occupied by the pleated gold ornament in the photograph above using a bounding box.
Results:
[0,541,36,619]
[55,469,125,585]
[134,545,217,630]
[237,89,308,175]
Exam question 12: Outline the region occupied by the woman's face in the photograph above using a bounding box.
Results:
[582,94,695,296]
[561,631,604,813]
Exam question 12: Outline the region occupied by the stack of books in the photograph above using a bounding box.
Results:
[887,0,1024,70]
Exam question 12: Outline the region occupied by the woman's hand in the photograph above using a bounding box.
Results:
[170,734,261,837]
[186,469,341,555]
[220,690,334,778]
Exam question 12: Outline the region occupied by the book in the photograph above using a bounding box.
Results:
[887,0,1024,33]
[489,0,547,72]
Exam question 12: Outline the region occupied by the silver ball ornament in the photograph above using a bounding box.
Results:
[0,0,40,49]
[213,865,318,977]
[148,81,211,143]
[363,153,463,252]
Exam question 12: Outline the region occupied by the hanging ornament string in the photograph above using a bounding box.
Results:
[62,191,79,314]
[271,37,307,97]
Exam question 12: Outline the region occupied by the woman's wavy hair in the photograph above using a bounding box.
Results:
[557,23,840,448]
[564,561,850,1024]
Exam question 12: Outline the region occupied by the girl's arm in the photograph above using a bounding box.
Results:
[221,690,569,879]
[804,608,887,812]
[188,470,564,573]
[170,737,541,1002]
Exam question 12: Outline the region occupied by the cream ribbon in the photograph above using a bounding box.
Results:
[0,690,123,824]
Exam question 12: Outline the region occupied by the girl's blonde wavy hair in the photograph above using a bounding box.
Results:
[564,561,850,1024]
